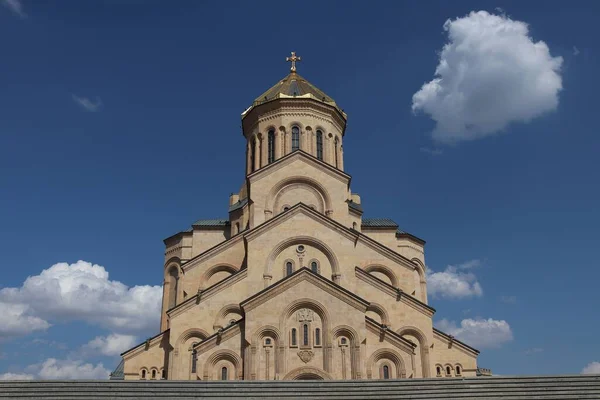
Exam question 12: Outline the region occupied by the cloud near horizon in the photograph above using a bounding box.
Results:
[412,10,563,143]
[582,361,600,374]
[437,318,514,349]
[0,260,162,338]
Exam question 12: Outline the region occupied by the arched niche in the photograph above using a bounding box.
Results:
[366,348,406,379]
[411,258,428,303]
[366,303,390,326]
[200,264,238,290]
[250,325,283,380]
[331,325,361,379]
[265,236,340,284]
[265,176,333,217]
[213,304,243,330]
[363,265,399,288]
[172,328,209,380]
[396,326,431,378]
[283,366,333,380]
[202,349,243,380]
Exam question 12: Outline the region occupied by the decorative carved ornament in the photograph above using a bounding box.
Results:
[297,308,313,322]
[297,350,314,363]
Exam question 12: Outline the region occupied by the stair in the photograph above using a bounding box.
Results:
[1,375,599,399]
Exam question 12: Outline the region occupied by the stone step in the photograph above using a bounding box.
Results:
[1,375,599,400]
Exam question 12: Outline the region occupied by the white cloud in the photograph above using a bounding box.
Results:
[35,358,109,379]
[427,259,483,299]
[412,10,563,143]
[420,147,443,156]
[0,372,34,380]
[573,46,580,56]
[82,333,138,357]
[0,260,162,336]
[582,361,600,374]
[2,0,26,18]
[0,301,50,338]
[500,295,517,304]
[524,347,544,355]
[437,318,513,349]
[72,95,103,112]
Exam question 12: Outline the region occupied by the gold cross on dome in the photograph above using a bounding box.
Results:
[286,51,301,72]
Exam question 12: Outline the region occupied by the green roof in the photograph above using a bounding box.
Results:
[361,218,399,228]
[192,219,230,227]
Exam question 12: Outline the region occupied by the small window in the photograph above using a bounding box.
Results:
[310,261,319,274]
[286,261,293,276]
[315,328,321,346]
[383,365,390,379]
[303,324,309,346]
[151,369,156,380]
[221,366,228,380]
[191,350,197,373]
[268,129,275,163]
[283,206,290,212]
[291,328,297,346]
[446,366,451,376]
[436,366,442,376]
[292,126,300,151]
[161,369,166,379]
[341,338,347,345]
[265,338,272,345]
[316,130,323,160]
[456,365,461,376]
[141,369,146,379]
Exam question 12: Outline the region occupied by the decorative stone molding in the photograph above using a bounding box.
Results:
[297,350,314,363]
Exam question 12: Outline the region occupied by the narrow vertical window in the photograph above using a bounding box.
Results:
[383,365,390,379]
[446,366,451,376]
[315,328,320,346]
[141,370,146,379]
[250,138,256,172]
[456,366,461,375]
[268,130,275,163]
[191,350,197,373]
[286,261,293,276]
[292,126,300,151]
[291,328,297,346]
[161,369,166,379]
[436,366,441,376]
[334,137,339,168]
[221,366,228,380]
[311,261,318,274]
[151,370,156,380]
[303,324,309,346]
[316,130,323,160]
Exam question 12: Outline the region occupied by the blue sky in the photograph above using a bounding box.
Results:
[1,0,599,378]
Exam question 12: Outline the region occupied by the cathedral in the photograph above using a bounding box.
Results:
[119,53,481,381]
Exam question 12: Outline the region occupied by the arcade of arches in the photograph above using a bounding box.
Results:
[120,54,481,381]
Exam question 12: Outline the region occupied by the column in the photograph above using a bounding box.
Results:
[246,141,252,175]
[253,137,260,171]
[275,131,282,160]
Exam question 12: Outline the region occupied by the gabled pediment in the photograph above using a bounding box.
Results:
[241,267,369,313]
[248,150,351,185]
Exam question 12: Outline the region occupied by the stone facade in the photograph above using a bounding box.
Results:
[120,63,480,381]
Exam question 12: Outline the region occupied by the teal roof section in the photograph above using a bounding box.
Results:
[346,200,363,213]
[192,219,230,227]
[228,198,248,213]
[361,218,399,228]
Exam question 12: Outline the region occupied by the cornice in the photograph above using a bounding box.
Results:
[247,150,351,185]
[193,322,242,355]
[180,233,244,274]
[241,268,369,313]
[167,269,248,319]
[365,317,416,354]
[355,267,435,317]
[121,329,169,359]
[251,107,345,135]
[244,203,356,244]
[433,328,480,356]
